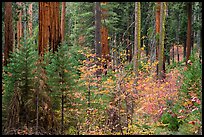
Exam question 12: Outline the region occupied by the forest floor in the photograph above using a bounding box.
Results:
[2,44,201,135]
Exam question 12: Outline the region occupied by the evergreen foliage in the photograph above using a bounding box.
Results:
[2,38,38,131]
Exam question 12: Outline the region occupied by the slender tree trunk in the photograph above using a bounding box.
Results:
[4,2,13,66]
[133,2,138,77]
[23,3,27,41]
[183,38,186,59]
[113,33,117,70]
[95,2,102,76]
[158,2,165,79]
[28,3,33,37]
[199,28,202,61]
[61,2,66,42]
[172,45,174,63]
[17,2,23,47]
[176,15,180,62]
[133,2,141,79]
[158,2,163,75]
[186,2,192,65]
[156,2,161,76]
[138,3,141,61]
[166,43,170,65]
[95,2,101,58]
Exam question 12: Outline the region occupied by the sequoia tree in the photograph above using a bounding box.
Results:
[61,2,66,42]
[38,2,61,56]
[101,2,110,64]
[4,2,13,66]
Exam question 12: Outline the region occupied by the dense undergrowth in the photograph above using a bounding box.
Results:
[2,38,202,135]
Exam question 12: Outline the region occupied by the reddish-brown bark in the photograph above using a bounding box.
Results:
[38,2,61,56]
[156,2,161,76]
[61,2,66,42]
[100,3,110,63]
[28,3,33,37]
[4,2,13,66]
[17,2,23,47]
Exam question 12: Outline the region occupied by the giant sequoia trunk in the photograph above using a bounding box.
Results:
[186,2,192,65]
[101,2,110,71]
[4,2,13,66]
[38,2,61,56]
[61,2,66,42]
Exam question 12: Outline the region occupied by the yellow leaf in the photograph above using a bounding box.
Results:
[64,69,68,73]
[141,36,146,39]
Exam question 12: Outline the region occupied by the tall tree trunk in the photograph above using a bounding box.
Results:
[158,2,166,79]
[101,2,110,63]
[95,2,101,58]
[38,2,61,56]
[28,3,33,37]
[133,2,139,79]
[4,2,13,66]
[133,2,141,100]
[156,2,160,76]
[183,38,186,59]
[199,28,202,62]
[137,2,141,61]
[186,2,192,65]
[113,33,117,70]
[61,2,66,42]
[172,44,174,63]
[132,3,141,126]
[23,3,27,41]
[176,15,180,62]
[95,2,102,76]
[17,2,23,47]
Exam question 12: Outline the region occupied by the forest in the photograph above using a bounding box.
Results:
[2,2,202,135]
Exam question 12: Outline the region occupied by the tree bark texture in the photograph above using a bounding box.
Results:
[133,2,138,78]
[95,2,101,58]
[133,2,141,79]
[38,2,61,56]
[101,3,110,63]
[61,2,66,42]
[158,2,166,79]
[186,2,192,65]
[28,3,33,37]
[156,2,160,76]
[4,2,13,66]
[17,2,23,47]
